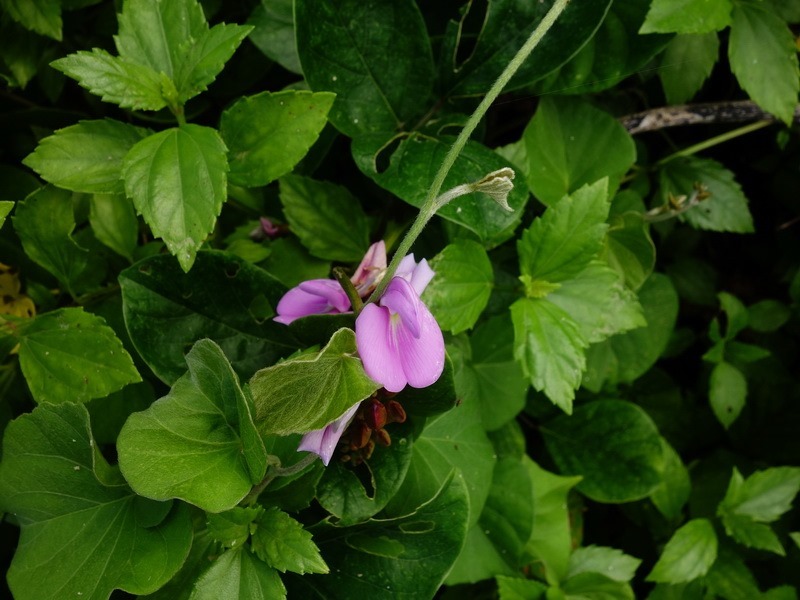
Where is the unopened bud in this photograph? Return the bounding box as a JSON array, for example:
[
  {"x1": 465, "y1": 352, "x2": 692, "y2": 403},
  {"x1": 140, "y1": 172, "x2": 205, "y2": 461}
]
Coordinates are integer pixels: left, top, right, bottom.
[
  {"x1": 472, "y1": 167, "x2": 515, "y2": 212},
  {"x1": 374, "y1": 428, "x2": 392, "y2": 447},
  {"x1": 386, "y1": 400, "x2": 407, "y2": 424},
  {"x1": 365, "y1": 399, "x2": 388, "y2": 430}
]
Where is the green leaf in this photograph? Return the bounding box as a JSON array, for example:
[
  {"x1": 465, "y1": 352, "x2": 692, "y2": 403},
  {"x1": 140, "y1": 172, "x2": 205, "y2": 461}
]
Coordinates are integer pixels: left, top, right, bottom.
[
  {"x1": 720, "y1": 466, "x2": 800, "y2": 523},
  {"x1": 659, "y1": 156, "x2": 754, "y2": 233},
  {"x1": 765, "y1": 0, "x2": 800, "y2": 22},
  {"x1": 542, "y1": 399, "x2": 665, "y2": 503},
  {"x1": 448, "y1": 526, "x2": 516, "y2": 584},
  {"x1": 122, "y1": 125, "x2": 228, "y2": 271},
  {"x1": 295, "y1": 0, "x2": 434, "y2": 136},
  {"x1": 190, "y1": 547, "x2": 286, "y2": 600},
  {"x1": 602, "y1": 211, "x2": 656, "y2": 291},
  {"x1": 717, "y1": 291, "x2": 749, "y2": 339},
  {"x1": 90, "y1": 193, "x2": 138, "y2": 261},
  {"x1": 0, "y1": 201, "x2": 12, "y2": 229},
  {"x1": 262, "y1": 236, "x2": 331, "y2": 288},
  {"x1": 120, "y1": 251, "x2": 297, "y2": 385},
  {"x1": 23, "y1": 119, "x2": 150, "y2": 194},
  {"x1": 562, "y1": 572, "x2": 635, "y2": 599},
  {"x1": 704, "y1": 546, "x2": 762, "y2": 600},
  {"x1": 647, "y1": 519, "x2": 718, "y2": 583},
  {"x1": 394, "y1": 352, "x2": 458, "y2": 418},
  {"x1": 279, "y1": 175, "x2": 370, "y2": 262},
  {"x1": 709, "y1": 361, "x2": 747, "y2": 428},
  {"x1": 51, "y1": 49, "x2": 168, "y2": 110},
  {"x1": 248, "y1": 0, "x2": 301, "y2": 74},
  {"x1": 729, "y1": 0, "x2": 800, "y2": 125},
  {"x1": 640, "y1": 0, "x2": 732, "y2": 33},
  {"x1": 15, "y1": 307, "x2": 140, "y2": 404},
  {"x1": 0, "y1": 403, "x2": 193, "y2": 600},
  {"x1": 207, "y1": 506, "x2": 263, "y2": 549},
  {"x1": 0, "y1": 0, "x2": 61, "y2": 40},
  {"x1": 496, "y1": 576, "x2": 548, "y2": 600},
  {"x1": 353, "y1": 133, "x2": 528, "y2": 247},
  {"x1": 221, "y1": 91, "x2": 335, "y2": 187},
  {"x1": 251, "y1": 507, "x2": 328, "y2": 574},
  {"x1": 723, "y1": 514, "x2": 786, "y2": 554},
  {"x1": 511, "y1": 297, "x2": 587, "y2": 413},
  {"x1": 117, "y1": 339, "x2": 267, "y2": 512},
  {"x1": 651, "y1": 440, "x2": 691, "y2": 522},
  {"x1": 523, "y1": 98, "x2": 635, "y2": 206},
  {"x1": 660, "y1": 33, "x2": 720, "y2": 104},
  {"x1": 422, "y1": 240, "x2": 494, "y2": 334},
  {"x1": 748, "y1": 300, "x2": 791, "y2": 332},
  {"x1": 519, "y1": 179, "x2": 610, "y2": 284},
  {"x1": 249, "y1": 328, "x2": 380, "y2": 435},
  {"x1": 568, "y1": 546, "x2": 641, "y2": 583}
]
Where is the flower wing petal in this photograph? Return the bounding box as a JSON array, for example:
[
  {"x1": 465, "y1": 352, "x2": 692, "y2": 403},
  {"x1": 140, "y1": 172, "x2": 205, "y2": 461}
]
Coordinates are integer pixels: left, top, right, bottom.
[
  {"x1": 298, "y1": 401, "x2": 361, "y2": 466},
  {"x1": 356, "y1": 303, "x2": 407, "y2": 392},
  {"x1": 396, "y1": 300, "x2": 445, "y2": 389},
  {"x1": 275, "y1": 282, "x2": 337, "y2": 324},
  {"x1": 298, "y1": 279, "x2": 351, "y2": 313}
]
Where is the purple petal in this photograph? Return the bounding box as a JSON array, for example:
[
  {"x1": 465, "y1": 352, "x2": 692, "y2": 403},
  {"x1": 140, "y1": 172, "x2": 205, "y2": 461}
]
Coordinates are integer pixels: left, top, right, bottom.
[
  {"x1": 356, "y1": 303, "x2": 407, "y2": 392},
  {"x1": 380, "y1": 277, "x2": 421, "y2": 338},
  {"x1": 298, "y1": 279, "x2": 351, "y2": 313},
  {"x1": 351, "y1": 241, "x2": 387, "y2": 295},
  {"x1": 298, "y1": 401, "x2": 361, "y2": 466},
  {"x1": 274, "y1": 279, "x2": 350, "y2": 324},
  {"x1": 395, "y1": 299, "x2": 445, "y2": 389},
  {"x1": 394, "y1": 254, "x2": 418, "y2": 280},
  {"x1": 408, "y1": 258, "x2": 435, "y2": 296}
]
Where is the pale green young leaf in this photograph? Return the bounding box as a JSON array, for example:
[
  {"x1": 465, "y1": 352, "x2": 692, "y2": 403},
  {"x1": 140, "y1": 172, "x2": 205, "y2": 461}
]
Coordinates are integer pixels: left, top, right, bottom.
[
  {"x1": 249, "y1": 328, "x2": 380, "y2": 435},
  {"x1": 23, "y1": 119, "x2": 150, "y2": 194},
  {"x1": 190, "y1": 548, "x2": 286, "y2": 600},
  {"x1": 647, "y1": 519, "x2": 718, "y2": 583},
  {"x1": 518, "y1": 179, "x2": 610, "y2": 284},
  {"x1": 640, "y1": 0, "x2": 732, "y2": 34},
  {"x1": 721, "y1": 467, "x2": 800, "y2": 523},
  {"x1": 221, "y1": 91, "x2": 335, "y2": 187},
  {"x1": 0, "y1": 0, "x2": 61, "y2": 40},
  {"x1": 117, "y1": 339, "x2": 267, "y2": 512},
  {"x1": 659, "y1": 156, "x2": 754, "y2": 233},
  {"x1": 422, "y1": 240, "x2": 494, "y2": 334},
  {"x1": 729, "y1": 0, "x2": 800, "y2": 125},
  {"x1": 51, "y1": 49, "x2": 167, "y2": 110},
  {"x1": 660, "y1": 33, "x2": 720, "y2": 104},
  {"x1": 122, "y1": 125, "x2": 228, "y2": 272},
  {"x1": 603, "y1": 211, "x2": 656, "y2": 291},
  {"x1": 0, "y1": 201, "x2": 13, "y2": 229},
  {"x1": 651, "y1": 440, "x2": 691, "y2": 522},
  {"x1": 496, "y1": 576, "x2": 548, "y2": 600},
  {"x1": 207, "y1": 506, "x2": 264, "y2": 549},
  {"x1": 251, "y1": 507, "x2": 328, "y2": 574},
  {"x1": 90, "y1": 194, "x2": 138, "y2": 261},
  {"x1": 542, "y1": 400, "x2": 665, "y2": 503},
  {"x1": 279, "y1": 175, "x2": 369, "y2": 262},
  {"x1": 523, "y1": 98, "x2": 635, "y2": 206},
  {"x1": 16, "y1": 307, "x2": 140, "y2": 404},
  {"x1": 562, "y1": 572, "x2": 635, "y2": 599},
  {"x1": 567, "y1": 546, "x2": 641, "y2": 583},
  {"x1": 0, "y1": 403, "x2": 192, "y2": 600},
  {"x1": 248, "y1": 0, "x2": 301, "y2": 74},
  {"x1": 709, "y1": 361, "x2": 747, "y2": 428},
  {"x1": 721, "y1": 514, "x2": 785, "y2": 555},
  {"x1": 511, "y1": 297, "x2": 587, "y2": 413}
]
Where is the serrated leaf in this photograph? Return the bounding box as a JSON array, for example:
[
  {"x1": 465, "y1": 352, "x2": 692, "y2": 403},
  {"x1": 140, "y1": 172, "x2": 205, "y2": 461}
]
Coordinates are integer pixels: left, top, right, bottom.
[
  {"x1": 603, "y1": 211, "x2": 656, "y2": 291},
  {"x1": 222, "y1": 91, "x2": 335, "y2": 187},
  {"x1": 249, "y1": 328, "x2": 380, "y2": 435},
  {"x1": 542, "y1": 399, "x2": 665, "y2": 502},
  {"x1": 709, "y1": 361, "x2": 747, "y2": 428},
  {"x1": 640, "y1": 0, "x2": 732, "y2": 34},
  {"x1": 422, "y1": 240, "x2": 494, "y2": 334},
  {"x1": 722, "y1": 513, "x2": 785, "y2": 555},
  {"x1": 207, "y1": 506, "x2": 264, "y2": 550},
  {"x1": 651, "y1": 439, "x2": 691, "y2": 522},
  {"x1": 0, "y1": 0, "x2": 61, "y2": 40},
  {"x1": 90, "y1": 193, "x2": 139, "y2": 260},
  {"x1": 117, "y1": 339, "x2": 267, "y2": 512},
  {"x1": 729, "y1": 0, "x2": 800, "y2": 124},
  {"x1": 251, "y1": 507, "x2": 328, "y2": 574},
  {"x1": 647, "y1": 519, "x2": 718, "y2": 583},
  {"x1": 721, "y1": 467, "x2": 800, "y2": 523},
  {"x1": 23, "y1": 119, "x2": 150, "y2": 194},
  {"x1": 295, "y1": 0, "x2": 434, "y2": 136},
  {"x1": 660, "y1": 33, "x2": 720, "y2": 104},
  {"x1": 568, "y1": 546, "x2": 641, "y2": 583},
  {"x1": 279, "y1": 175, "x2": 369, "y2": 262},
  {"x1": 0, "y1": 201, "x2": 13, "y2": 228},
  {"x1": 15, "y1": 307, "x2": 140, "y2": 404},
  {"x1": 52, "y1": 49, "x2": 167, "y2": 110},
  {"x1": 190, "y1": 547, "x2": 286, "y2": 600},
  {"x1": 0, "y1": 403, "x2": 192, "y2": 600},
  {"x1": 122, "y1": 125, "x2": 228, "y2": 271},
  {"x1": 247, "y1": 0, "x2": 301, "y2": 74},
  {"x1": 523, "y1": 98, "x2": 634, "y2": 206}
]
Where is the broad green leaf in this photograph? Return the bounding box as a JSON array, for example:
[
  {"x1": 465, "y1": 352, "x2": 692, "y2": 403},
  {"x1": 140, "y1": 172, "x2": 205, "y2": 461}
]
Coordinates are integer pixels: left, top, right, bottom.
[
  {"x1": 295, "y1": 0, "x2": 434, "y2": 136},
  {"x1": 659, "y1": 156, "x2": 754, "y2": 233},
  {"x1": 207, "y1": 506, "x2": 263, "y2": 549},
  {"x1": 603, "y1": 211, "x2": 656, "y2": 291},
  {"x1": 222, "y1": 91, "x2": 335, "y2": 187},
  {"x1": 117, "y1": 339, "x2": 267, "y2": 512},
  {"x1": 448, "y1": 526, "x2": 516, "y2": 584},
  {"x1": 562, "y1": 572, "x2": 635, "y2": 599},
  {"x1": 90, "y1": 193, "x2": 138, "y2": 261},
  {"x1": 122, "y1": 125, "x2": 228, "y2": 271},
  {"x1": 567, "y1": 546, "x2": 641, "y2": 583},
  {"x1": 496, "y1": 576, "x2": 548, "y2": 600},
  {"x1": 651, "y1": 440, "x2": 691, "y2": 522},
  {"x1": 120, "y1": 251, "x2": 298, "y2": 384},
  {"x1": 0, "y1": 201, "x2": 13, "y2": 228},
  {"x1": 542, "y1": 399, "x2": 665, "y2": 503},
  {"x1": 511, "y1": 297, "x2": 587, "y2": 413},
  {"x1": 279, "y1": 175, "x2": 370, "y2": 262},
  {"x1": 722, "y1": 514, "x2": 785, "y2": 554},
  {"x1": 526, "y1": 458, "x2": 582, "y2": 584},
  {"x1": 452, "y1": 315, "x2": 528, "y2": 431},
  {"x1": 765, "y1": 0, "x2": 800, "y2": 22},
  {"x1": 0, "y1": 0, "x2": 61, "y2": 40},
  {"x1": 190, "y1": 547, "x2": 286, "y2": 600},
  {"x1": 704, "y1": 546, "x2": 762, "y2": 600},
  {"x1": 720, "y1": 467, "x2": 800, "y2": 523},
  {"x1": 422, "y1": 240, "x2": 494, "y2": 334},
  {"x1": 16, "y1": 307, "x2": 140, "y2": 404},
  {"x1": 288, "y1": 474, "x2": 469, "y2": 600},
  {"x1": 23, "y1": 119, "x2": 150, "y2": 194},
  {"x1": 647, "y1": 519, "x2": 718, "y2": 583},
  {"x1": 729, "y1": 0, "x2": 800, "y2": 125},
  {"x1": 52, "y1": 49, "x2": 167, "y2": 110},
  {"x1": 660, "y1": 33, "x2": 720, "y2": 104},
  {"x1": 0, "y1": 403, "x2": 192, "y2": 600},
  {"x1": 384, "y1": 393, "x2": 495, "y2": 527},
  {"x1": 251, "y1": 507, "x2": 328, "y2": 574},
  {"x1": 748, "y1": 300, "x2": 791, "y2": 332},
  {"x1": 262, "y1": 236, "x2": 331, "y2": 288},
  {"x1": 250, "y1": 328, "x2": 380, "y2": 435},
  {"x1": 248, "y1": 0, "x2": 301, "y2": 74},
  {"x1": 524, "y1": 98, "x2": 635, "y2": 206},
  {"x1": 709, "y1": 361, "x2": 747, "y2": 428},
  {"x1": 518, "y1": 179, "x2": 610, "y2": 284},
  {"x1": 640, "y1": 0, "x2": 732, "y2": 33}
]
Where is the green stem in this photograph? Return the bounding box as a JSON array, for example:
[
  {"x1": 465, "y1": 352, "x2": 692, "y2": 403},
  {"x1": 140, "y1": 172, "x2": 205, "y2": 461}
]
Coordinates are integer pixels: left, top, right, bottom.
[
  {"x1": 333, "y1": 267, "x2": 363, "y2": 316},
  {"x1": 368, "y1": 0, "x2": 570, "y2": 302},
  {"x1": 241, "y1": 453, "x2": 318, "y2": 506},
  {"x1": 657, "y1": 120, "x2": 772, "y2": 165}
]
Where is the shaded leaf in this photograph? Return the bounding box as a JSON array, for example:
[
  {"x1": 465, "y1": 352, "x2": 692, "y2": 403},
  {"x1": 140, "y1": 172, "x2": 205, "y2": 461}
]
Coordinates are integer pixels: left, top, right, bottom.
[
  {"x1": 251, "y1": 507, "x2": 328, "y2": 574},
  {"x1": 190, "y1": 548, "x2": 286, "y2": 600},
  {"x1": 647, "y1": 519, "x2": 718, "y2": 583}
]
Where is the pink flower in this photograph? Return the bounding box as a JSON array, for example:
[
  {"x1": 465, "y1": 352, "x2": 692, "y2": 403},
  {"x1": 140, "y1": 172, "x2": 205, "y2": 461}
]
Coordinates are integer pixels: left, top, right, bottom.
[
  {"x1": 298, "y1": 401, "x2": 361, "y2": 465},
  {"x1": 350, "y1": 240, "x2": 387, "y2": 296}
]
